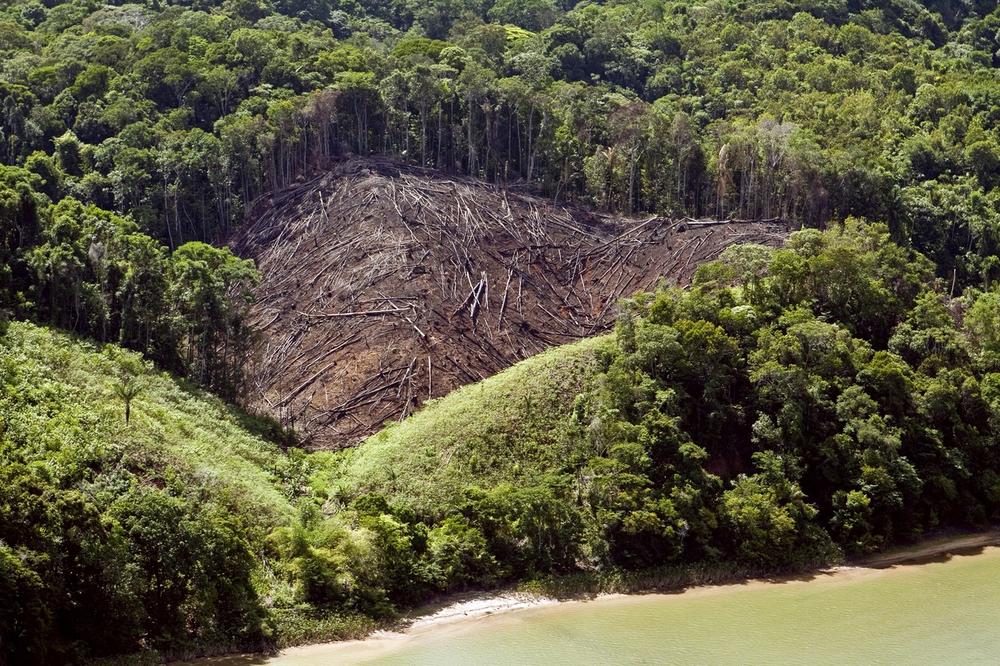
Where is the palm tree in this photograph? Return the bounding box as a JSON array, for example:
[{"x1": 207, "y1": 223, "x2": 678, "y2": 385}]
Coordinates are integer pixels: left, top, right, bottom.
[{"x1": 112, "y1": 358, "x2": 147, "y2": 425}]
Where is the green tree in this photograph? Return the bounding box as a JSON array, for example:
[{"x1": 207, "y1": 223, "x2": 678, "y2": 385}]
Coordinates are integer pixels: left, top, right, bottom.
[
  {"x1": 171, "y1": 241, "x2": 258, "y2": 396},
  {"x1": 107, "y1": 348, "x2": 150, "y2": 424}
]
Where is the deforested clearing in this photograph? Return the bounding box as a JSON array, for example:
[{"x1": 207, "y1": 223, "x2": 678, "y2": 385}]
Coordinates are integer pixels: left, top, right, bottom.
[{"x1": 233, "y1": 158, "x2": 787, "y2": 448}]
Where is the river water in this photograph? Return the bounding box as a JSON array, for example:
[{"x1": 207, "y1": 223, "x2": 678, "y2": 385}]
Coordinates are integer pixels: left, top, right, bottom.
[{"x1": 222, "y1": 545, "x2": 1000, "y2": 665}]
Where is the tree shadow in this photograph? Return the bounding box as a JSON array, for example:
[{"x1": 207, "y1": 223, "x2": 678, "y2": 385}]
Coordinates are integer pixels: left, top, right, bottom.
[
  {"x1": 173, "y1": 655, "x2": 272, "y2": 666},
  {"x1": 864, "y1": 542, "x2": 995, "y2": 570}
]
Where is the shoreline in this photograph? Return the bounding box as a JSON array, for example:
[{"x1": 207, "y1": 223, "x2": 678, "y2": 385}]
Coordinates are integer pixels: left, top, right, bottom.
[
  {"x1": 405, "y1": 529, "x2": 1000, "y2": 628},
  {"x1": 391, "y1": 529, "x2": 1000, "y2": 633},
  {"x1": 183, "y1": 529, "x2": 1000, "y2": 664},
  {"x1": 855, "y1": 530, "x2": 1000, "y2": 567}
]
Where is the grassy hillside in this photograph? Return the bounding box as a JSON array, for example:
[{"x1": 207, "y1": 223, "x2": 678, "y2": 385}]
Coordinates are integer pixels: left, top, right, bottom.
[
  {"x1": 2, "y1": 321, "x2": 295, "y2": 521},
  {"x1": 321, "y1": 335, "x2": 613, "y2": 513}
]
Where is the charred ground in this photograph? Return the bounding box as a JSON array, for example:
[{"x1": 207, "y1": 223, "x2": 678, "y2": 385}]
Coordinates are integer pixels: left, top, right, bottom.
[{"x1": 232, "y1": 159, "x2": 787, "y2": 448}]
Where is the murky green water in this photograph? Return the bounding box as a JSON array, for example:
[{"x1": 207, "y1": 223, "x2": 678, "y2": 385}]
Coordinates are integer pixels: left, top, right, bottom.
[{"x1": 235, "y1": 547, "x2": 1000, "y2": 665}]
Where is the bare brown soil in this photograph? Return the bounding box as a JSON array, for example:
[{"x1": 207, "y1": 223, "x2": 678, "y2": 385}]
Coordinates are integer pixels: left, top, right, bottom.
[{"x1": 232, "y1": 158, "x2": 787, "y2": 448}]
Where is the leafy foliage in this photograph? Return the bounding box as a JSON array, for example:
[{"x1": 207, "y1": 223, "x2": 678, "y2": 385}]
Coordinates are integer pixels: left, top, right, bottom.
[
  {"x1": 0, "y1": 170, "x2": 257, "y2": 396},
  {"x1": 0, "y1": 0, "x2": 997, "y2": 289}
]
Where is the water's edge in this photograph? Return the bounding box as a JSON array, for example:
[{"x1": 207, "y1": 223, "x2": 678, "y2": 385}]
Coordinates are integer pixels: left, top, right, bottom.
[{"x1": 178, "y1": 528, "x2": 1000, "y2": 665}]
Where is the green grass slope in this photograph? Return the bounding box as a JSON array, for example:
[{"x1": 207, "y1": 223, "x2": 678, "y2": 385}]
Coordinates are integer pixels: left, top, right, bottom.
[
  {"x1": 323, "y1": 335, "x2": 612, "y2": 514},
  {"x1": 1, "y1": 321, "x2": 296, "y2": 522}
]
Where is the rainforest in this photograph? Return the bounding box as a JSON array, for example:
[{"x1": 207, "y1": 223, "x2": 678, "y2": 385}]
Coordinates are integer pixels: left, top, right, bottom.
[{"x1": 1, "y1": 0, "x2": 1000, "y2": 663}]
